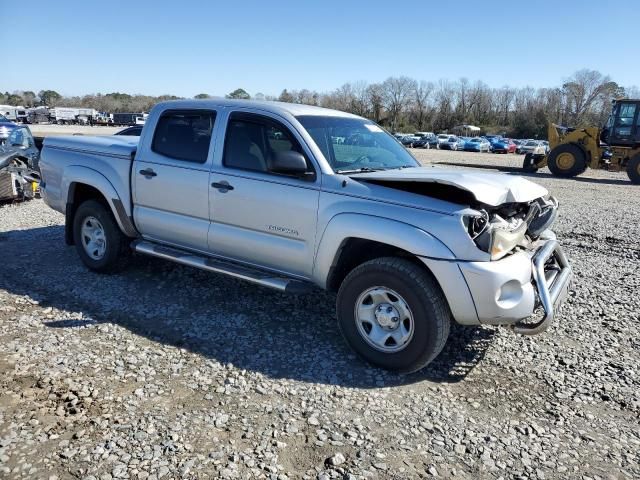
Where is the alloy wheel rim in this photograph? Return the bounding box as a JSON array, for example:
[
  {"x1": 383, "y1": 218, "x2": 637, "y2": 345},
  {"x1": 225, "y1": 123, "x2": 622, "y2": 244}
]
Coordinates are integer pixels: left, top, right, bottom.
[
  {"x1": 354, "y1": 287, "x2": 415, "y2": 353},
  {"x1": 81, "y1": 216, "x2": 107, "y2": 260}
]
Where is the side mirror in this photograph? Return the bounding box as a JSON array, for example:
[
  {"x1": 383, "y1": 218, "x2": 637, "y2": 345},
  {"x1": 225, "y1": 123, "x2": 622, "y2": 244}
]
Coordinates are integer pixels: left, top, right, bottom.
[{"x1": 270, "y1": 150, "x2": 313, "y2": 178}]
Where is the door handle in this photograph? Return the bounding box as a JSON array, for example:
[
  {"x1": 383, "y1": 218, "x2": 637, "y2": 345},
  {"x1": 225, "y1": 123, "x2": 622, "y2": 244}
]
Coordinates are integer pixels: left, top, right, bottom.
[
  {"x1": 211, "y1": 181, "x2": 234, "y2": 191},
  {"x1": 139, "y1": 168, "x2": 157, "y2": 178}
]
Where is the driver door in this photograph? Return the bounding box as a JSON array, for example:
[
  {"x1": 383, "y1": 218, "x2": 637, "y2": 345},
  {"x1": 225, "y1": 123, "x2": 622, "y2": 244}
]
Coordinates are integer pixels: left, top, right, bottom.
[{"x1": 207, "y1": 111, "x2": 320, "y2": 278}]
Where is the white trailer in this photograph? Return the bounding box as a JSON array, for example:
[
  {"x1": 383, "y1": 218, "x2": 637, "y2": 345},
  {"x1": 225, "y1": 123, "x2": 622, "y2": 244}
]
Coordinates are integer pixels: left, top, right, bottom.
[
  {"x1": 51, "y1": 107, "x2": 98, "y2": 125},
  {"x1": 0, "y1": 105, "x2": 18, "y2": 121},
  {"x1": 0, "y1": 106, "x2": 29, "y2": 123}
]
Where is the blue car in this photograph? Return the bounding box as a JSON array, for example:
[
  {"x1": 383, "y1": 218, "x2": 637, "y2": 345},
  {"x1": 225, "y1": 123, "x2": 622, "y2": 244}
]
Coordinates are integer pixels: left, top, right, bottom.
[
  {"x1": 490, "y1": 137, "x2": 516, "y2": 153},
  {"x1": 0, "y1": 114, "x2": 19, "y2": 145},
  {"x1": 464, "y1": 137, "x2": 491, "y2": 152}
]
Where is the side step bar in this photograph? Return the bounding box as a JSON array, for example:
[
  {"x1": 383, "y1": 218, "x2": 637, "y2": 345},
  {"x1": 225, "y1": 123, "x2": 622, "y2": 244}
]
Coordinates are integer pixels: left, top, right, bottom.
[{"x1": 132, "y1": 240, "x2": 313, "y2": 294}]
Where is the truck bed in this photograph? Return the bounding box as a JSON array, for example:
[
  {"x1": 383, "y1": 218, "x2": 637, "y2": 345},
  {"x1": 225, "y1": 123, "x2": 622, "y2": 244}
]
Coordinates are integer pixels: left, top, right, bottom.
[{"x1": 44, "y1": 135, "x2": 139, "y2": 158}]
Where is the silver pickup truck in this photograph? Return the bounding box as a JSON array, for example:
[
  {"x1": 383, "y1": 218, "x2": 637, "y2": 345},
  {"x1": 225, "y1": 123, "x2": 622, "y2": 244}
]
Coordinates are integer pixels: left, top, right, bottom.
[{"x1": 39, "y1": 99, "x2": 572, "y2": 372}]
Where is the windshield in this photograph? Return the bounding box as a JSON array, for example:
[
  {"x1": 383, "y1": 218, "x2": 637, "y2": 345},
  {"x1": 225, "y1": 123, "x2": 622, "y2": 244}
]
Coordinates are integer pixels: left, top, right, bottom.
[
  {"x1": 437, "y1": 134, "x2": 448, "y2": 139},
  {"x1": 470, "y1": 138, "x2": 480, "y2": 142},
  {"x1": 297, "y1": 115, "x2": 419, "y2": 172},
  {"x1": 525, "y1": 141, "x2": 538, "y2": 146}
]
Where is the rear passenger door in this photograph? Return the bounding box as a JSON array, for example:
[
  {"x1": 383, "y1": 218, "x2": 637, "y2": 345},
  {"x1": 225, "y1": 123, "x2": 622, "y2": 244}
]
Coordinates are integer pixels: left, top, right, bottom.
[
  {"x1": 133, "y1": 109, "x2": 217, "y2": 252},
  {"x1": 207, "y1": 111, "x2": 320, "y2": 278}
]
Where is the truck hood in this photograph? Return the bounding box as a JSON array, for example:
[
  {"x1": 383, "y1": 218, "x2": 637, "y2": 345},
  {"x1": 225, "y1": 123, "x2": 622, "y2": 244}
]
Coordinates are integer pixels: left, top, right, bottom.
[{"x1": 349, "y1": 166, "x2": 548, "y2": 207}]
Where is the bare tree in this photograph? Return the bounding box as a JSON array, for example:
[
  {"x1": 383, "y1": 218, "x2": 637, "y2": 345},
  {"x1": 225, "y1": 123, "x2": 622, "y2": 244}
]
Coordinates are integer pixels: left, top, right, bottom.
[
  {"x1": 562, "y1": 69, "x2": 620, "y2": 125},
  {"x1": 412, "y1": 81, "x2": 434, "y2": 129},
  {"x1": 366, "y1": 83, "x2": 385, "y2": 123},
  {"x1": 381, "y1": 76, "x2": 417, "y2": 131}
]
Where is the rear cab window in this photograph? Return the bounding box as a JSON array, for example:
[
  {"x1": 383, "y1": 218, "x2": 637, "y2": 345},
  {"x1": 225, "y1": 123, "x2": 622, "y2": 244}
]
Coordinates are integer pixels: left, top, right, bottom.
[{"x1": 151, "y1": 110, "x2": 216, "y2": 163}]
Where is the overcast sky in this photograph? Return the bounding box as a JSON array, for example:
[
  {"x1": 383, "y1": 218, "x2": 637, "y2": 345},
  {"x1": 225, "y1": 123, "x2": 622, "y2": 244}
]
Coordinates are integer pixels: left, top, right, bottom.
[{"x1": 3, "y1": 0, "x2": 639, "y2": 97}]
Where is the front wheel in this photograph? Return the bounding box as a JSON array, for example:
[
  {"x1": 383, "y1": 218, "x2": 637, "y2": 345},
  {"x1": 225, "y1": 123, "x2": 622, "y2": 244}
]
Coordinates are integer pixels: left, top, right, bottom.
[
  {"x1": 336, "y1": 257, "x2": 451, "y2": 373},
  {"x1": 547, "y1": 144, "x2": 587, "y2": 178},
  {"x1": 73, "y1": 200, "x2": 131, "y2": 273}
]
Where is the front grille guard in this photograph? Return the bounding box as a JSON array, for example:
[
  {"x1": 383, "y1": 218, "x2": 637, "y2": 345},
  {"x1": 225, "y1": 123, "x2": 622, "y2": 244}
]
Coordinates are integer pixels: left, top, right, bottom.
[{"x1": 512, "y1": 240, "x2": 573, "y2": 335}]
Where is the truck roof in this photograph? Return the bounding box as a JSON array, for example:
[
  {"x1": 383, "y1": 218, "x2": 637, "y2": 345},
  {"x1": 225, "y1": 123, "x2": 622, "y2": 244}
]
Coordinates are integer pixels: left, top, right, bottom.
[{"x1": 154, "y1": 99, "x2": 361, "y2": 119}]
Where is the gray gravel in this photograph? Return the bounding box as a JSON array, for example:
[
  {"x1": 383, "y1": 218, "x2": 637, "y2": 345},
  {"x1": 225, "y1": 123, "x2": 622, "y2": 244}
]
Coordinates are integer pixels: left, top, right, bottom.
[{"x1": 1, "y1": 149, "x2": 639, "y2": 479}]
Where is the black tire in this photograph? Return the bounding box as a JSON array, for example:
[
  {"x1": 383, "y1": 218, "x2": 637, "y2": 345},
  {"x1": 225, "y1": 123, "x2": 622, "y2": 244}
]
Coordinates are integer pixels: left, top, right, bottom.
[
  {"x1": 547, "y1": 144, "x2": 587, "y2": 178},
  {"x1": 626, "y1": 155, "x2": 640, "y2": 184},
  {"x1": 522, "y1": 153, "x2": 539, "y2": 172},
  {"x1": 336, "y1": 257, "x2": 451, "y2": 373},
  {"x1": 73, "y1": 200, "x2": 130, "y2": 273}
]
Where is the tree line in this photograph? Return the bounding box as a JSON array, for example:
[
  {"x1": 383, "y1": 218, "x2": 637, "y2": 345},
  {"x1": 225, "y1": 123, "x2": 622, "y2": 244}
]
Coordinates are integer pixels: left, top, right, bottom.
[{"x1": 3, "y1": 70, "x2": 638, "y2": 138}]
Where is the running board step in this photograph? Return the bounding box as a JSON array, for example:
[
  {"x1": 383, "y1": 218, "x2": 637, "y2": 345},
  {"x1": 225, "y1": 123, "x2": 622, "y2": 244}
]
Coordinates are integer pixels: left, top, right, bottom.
[{"x1": 132, "y1": 240, "x2": 313, "y2": 294}]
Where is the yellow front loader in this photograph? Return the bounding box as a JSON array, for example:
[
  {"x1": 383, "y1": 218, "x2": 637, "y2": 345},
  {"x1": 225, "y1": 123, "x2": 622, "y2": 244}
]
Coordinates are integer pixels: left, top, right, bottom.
[{"x1": 523, "y1": 99, "x2": 640, "y2": 184}]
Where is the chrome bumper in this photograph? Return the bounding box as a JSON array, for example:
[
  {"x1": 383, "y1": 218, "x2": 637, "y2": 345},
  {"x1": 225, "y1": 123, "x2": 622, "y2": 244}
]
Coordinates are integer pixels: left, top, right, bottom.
[{"x1": 512, "y1": 240, "x2": 572, "y2": 335}]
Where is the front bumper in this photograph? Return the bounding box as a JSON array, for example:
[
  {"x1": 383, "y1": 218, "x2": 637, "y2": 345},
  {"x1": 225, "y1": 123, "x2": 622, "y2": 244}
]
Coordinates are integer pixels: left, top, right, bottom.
[
  {"x1": 459, "y1": 239, "x2": 572, "y2": 333},
  {"x1": 424, "y1": 238, "x2": 572, "y2": 334}
]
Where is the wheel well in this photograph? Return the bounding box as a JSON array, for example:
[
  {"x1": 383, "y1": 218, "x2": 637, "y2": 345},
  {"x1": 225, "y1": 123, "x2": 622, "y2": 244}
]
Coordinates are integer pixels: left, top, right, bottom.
[
  {"x1": 327, "y1": 238, "x2": 424, "y2": 292},
  {"x1": 65, "y1": 183, "x2": 110, "y2": 245}
]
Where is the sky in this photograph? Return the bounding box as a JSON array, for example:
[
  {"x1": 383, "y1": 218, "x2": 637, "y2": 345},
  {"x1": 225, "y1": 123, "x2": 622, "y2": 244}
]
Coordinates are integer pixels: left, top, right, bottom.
[{"x1": 2, "y1": 0, "x2": 639, "y2": 98}]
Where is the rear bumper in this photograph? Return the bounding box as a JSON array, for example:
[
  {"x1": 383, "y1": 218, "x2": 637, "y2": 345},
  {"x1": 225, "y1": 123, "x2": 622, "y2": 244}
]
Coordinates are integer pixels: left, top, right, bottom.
[{"x1": 424, "y1": 237, "x2": 573, "y2": 334}]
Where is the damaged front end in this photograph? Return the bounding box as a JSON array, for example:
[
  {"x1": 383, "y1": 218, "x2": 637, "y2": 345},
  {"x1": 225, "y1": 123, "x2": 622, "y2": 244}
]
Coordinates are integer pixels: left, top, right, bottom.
[
  {"x1": 0, "y1": 151, "x2": 41, "y2": 202},
  {"x1": 349, "y1": 167, "x2": 573, "y2": 334},
  {"x1": 464, "y1": 195, "x2": 572, "y2": 335},
  {"x1": 466, "y1": 195, "x2": 558, "y2": 260}
]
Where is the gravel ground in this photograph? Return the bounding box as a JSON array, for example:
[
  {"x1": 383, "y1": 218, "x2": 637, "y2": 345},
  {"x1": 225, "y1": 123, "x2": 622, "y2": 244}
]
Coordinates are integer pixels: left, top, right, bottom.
[{"x1": 0, "y1": 149, "x2": 638, "y2": 479}]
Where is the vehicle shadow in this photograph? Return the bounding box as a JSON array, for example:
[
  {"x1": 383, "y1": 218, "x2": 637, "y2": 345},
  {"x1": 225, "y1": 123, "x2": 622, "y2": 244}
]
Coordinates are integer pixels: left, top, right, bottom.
[
  {"x1": 0, "y1": 224, "x2": 496, "y2": 389},
  {"x1": 434, "y1": 161, "x2": 632, "y2": 186}
]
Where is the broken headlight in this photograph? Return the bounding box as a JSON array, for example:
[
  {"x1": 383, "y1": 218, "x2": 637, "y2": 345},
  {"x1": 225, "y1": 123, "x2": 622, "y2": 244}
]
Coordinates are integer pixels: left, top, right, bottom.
[{"x1": 467, "y1": 212, "x2": 528, "y2": 260}]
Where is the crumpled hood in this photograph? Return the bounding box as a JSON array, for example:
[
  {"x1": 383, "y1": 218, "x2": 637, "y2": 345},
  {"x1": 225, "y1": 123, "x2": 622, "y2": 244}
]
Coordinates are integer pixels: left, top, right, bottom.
[
  {"x1": 349, "y1": 166, "x2": 548, "y2": 206},
  {"x1": 0, "y1": 146, "x2": 20, "y2": 170}
]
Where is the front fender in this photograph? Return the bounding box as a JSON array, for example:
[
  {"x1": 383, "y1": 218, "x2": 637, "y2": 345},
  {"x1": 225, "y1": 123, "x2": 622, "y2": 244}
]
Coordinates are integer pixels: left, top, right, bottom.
[
  {"x1": 312, "y1": 213, "x2": 455, "y2": 288},
  {"x1": 63, "y1": 165, "x2": 137, "y2": 237}
]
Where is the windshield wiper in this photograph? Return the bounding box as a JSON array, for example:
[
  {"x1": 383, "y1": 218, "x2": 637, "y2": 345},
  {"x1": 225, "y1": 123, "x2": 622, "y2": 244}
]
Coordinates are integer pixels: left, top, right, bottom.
[{"x1": 335, "y1": 167, "x2": 388, "y2": 174}]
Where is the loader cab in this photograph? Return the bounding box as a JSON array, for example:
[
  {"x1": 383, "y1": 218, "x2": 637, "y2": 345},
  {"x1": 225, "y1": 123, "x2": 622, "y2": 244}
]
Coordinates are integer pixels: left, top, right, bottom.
[{"x1": 603, "y1": 99, "x2": 640, "y2": 146}]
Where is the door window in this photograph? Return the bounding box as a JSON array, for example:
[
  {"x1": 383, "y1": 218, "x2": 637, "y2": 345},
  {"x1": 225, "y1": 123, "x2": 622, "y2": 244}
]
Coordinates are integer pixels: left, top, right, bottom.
[
  {"x1": 9, "y1": 128, "x2": 29, "y2": 148},
  {"x1": 223, "y1": 113, "x2": 310, "y2": 175},
  {"x1": 613, "y1": 103, "x2": 637, "y2": 138},
  {"x1": 152, "y1": 110, "x2": 216, "y2": 163}
]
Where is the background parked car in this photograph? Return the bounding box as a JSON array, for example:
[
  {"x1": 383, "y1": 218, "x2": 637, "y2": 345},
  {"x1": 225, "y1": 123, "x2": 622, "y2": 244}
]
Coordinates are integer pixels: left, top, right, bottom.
[
  {"x1": 540, "y1": 140, "x2": 550, "y2": 154},
  {"x1": 519, "y1": 140, "x2": 541, "y2": 155},
  {"x1": 400, "y1": 134, "x2": 420, "y2": 147},
  {"x1": 464, "y1": 137, "x2": 491, "y2": 152},
  {"x1": 115, "y1": 125, "x2": 144, "y2": 136},
  {"x1": 489, "y1": 137, "x2": 515, "y2": 153},
  {"x1": 413, "y1": 132, "x2": 437, "y2": 148},
  {"x1": 440, "y1": 135, "x2": 465, "y2": 151},
  {"x1": 436, "y1": 134, "x2": 451, "y2": 149}
]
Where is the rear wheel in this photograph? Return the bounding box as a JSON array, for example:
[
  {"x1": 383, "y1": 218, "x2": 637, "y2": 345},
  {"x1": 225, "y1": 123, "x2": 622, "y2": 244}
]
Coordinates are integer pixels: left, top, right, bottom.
[
  {"x1": 627, "y1": 155, "x2": 640, "y2": 184},
  {"x1": 547, "y1": 144, "x2": 587, "y2": 178},
  {"x1": 336, "y1": 257, "x2": 451, "y2": 373},
  {"x1": 73, "y1": 200, "x2": 130, "y2": 273}
]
